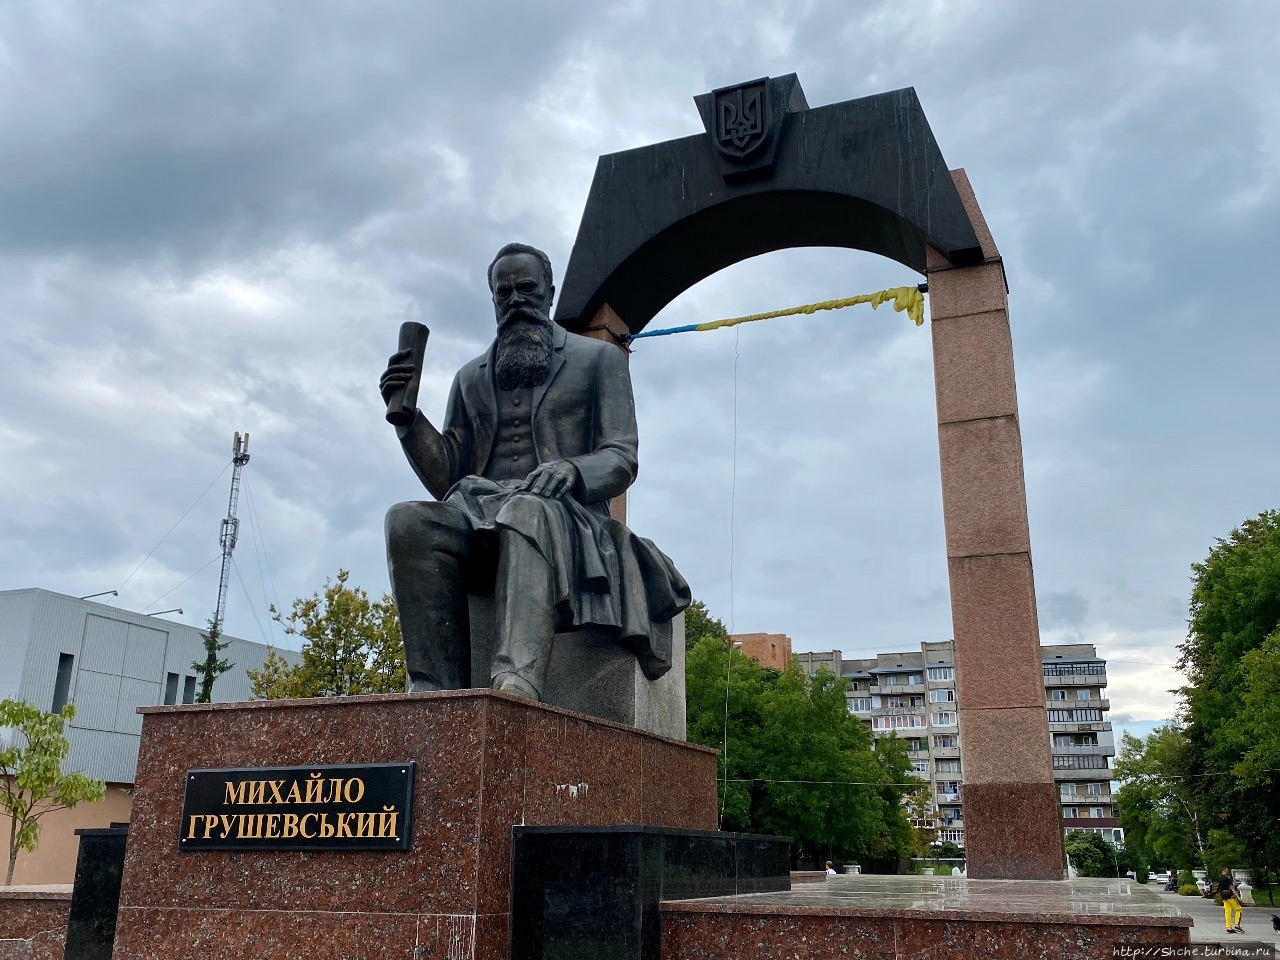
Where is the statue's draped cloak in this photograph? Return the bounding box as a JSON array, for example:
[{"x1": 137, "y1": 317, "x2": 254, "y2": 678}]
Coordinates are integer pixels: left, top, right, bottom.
[{"x1": 445, "y1": 476, "x2": 688, "y2": 678}]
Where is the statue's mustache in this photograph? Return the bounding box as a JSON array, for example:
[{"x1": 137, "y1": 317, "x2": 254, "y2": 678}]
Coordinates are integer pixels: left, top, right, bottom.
[{"x1": 499, "y1": 304, "x2": 550, "y2": 331}]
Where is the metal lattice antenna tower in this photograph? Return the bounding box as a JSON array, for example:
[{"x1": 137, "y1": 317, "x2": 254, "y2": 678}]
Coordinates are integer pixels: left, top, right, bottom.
[{"x1": 214, "y1": 432, "x2": 251, "y2": 632}]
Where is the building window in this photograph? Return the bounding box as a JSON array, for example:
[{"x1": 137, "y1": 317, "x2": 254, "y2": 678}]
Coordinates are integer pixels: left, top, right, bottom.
[
  {"x1": 1048, "y1": 708, "x2": 1103, "y2": 723},
  {"x1": 927, "y1": 667, "x2": 952, "y2": 681},
  {"x1": 936, "y1": 759, "x2": 960, "y2": 774},
  {"x1": 849, "y1": 697, "x2": 872, "y2": 713},
  {"x1": 929, "y1": 689, "x2": 955, "y2": 703},
  {"x1": 163, "y1": 672, "x2": 180, "y2": 706},
  {"x1": 1053, "y1": 755, "x2": 1109, "y2": 770},
  {"x1": 908, "y1": 673, "x2": 923, "y2": 685},
  {"x1": 1086, "y1": 783, "x2": 1107, "y2": 796},
  {"x1": 933, "y1": 711, "x2": 957, "y2": 727},
  {"x1": 1076, "y1": 688, "x2": 1092, "y2": 701},
  {"x1": 52, "y1": 653, "x2": 75, "y2": 713},
  {"x1": 911, "y1": 761, "x2": 930, "y2": 776},
  {"x1": 906, "y1": 738, "x2": 926, "y2": 752},
  {"x1": 873, "y1": 715, "x2": 926, "y2": 731},
  {"x1": 934, "y1": 735, "x2": 957, "y2": 748},
  {"x1": 887, "y1": 695, "x2": 905, "y2": 708},
  {"x1": 1049, "y1": 689, "x2": 1067, "y2": 700},
  {"x1": 1063, "y1": 806, "x2": 1079, "y2": 818},
  {"x1": 1043, "y1": 662, "x2": 1105, "y2": 678},
  {"x1": 1060, "y1": 783, "x2": 1077, "y2": 796},
  {"x1": 1091, "y1": 807, "x2": 1106, "y2": 819},
  {"x1": 182, "y1": 675, "x2": 197, "y2": 704},
  {"x1": 936, "y1": 781, "x2": 961, "y2": 799}
]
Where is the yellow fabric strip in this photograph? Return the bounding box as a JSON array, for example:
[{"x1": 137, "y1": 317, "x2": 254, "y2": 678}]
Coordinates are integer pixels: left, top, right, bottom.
[{"x1": 692, "y1": 286, "x2": 925, "y2": 332}]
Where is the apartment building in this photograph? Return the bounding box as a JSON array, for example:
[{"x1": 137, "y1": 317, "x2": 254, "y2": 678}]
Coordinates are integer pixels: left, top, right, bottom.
[{"x1": 795, "y1": 641, "x2": 1120, "y2": 850}]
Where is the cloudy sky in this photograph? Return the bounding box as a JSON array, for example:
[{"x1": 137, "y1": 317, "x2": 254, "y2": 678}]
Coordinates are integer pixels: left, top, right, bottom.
[{"x1": 2, "y1": 1, "x2": 1275, "y2": 736}]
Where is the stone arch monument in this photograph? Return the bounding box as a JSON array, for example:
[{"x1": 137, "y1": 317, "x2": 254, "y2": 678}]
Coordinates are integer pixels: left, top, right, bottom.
[{"x1": 554, "y1": 75, "x2": 1065, "y2": 882}]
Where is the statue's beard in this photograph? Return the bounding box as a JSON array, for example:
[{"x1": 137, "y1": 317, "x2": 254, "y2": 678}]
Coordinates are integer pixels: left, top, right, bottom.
[
  {"x1": 494, "y1": 304, "x2": 555, "y2": 386},
  {"x1": 494, "y1": 309, "x2": 553, "y2": 390}
]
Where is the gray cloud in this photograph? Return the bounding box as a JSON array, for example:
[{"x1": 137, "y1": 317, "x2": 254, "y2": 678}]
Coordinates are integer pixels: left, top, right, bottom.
[{"x1": 1, "y1": 1, "x2": 1275, "y2": 726}]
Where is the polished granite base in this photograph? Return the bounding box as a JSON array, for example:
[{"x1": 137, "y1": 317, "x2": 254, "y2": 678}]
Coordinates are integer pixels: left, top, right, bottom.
[
  {"x1": 660, "y1": 875, "x2": 1193, "y2": 959},
  {"x1": 511, "y1": 826, "x2": 790, "y2": 960},
  {"x1": 113, "y1": 691, "x2": 718, "y2": 960},
  {"x1": 65, "y1": 827, "x2": 128, "y2": 960}
]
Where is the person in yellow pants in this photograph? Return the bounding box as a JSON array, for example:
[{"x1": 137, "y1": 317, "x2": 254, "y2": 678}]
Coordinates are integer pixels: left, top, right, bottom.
[{"x1": 1217, "y1": 867, "x2": 1244, "y2": 934}]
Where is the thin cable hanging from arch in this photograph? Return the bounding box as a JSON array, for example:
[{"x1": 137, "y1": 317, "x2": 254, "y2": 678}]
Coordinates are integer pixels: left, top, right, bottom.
[{"x1": 719, "y1": 326, "x2": 741, "y2": 830}]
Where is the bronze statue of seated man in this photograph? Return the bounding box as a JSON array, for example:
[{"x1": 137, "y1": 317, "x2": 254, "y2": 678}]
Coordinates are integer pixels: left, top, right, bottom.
[{"x1": 380, "y1": 243, "x2": 689, "y2": 702}]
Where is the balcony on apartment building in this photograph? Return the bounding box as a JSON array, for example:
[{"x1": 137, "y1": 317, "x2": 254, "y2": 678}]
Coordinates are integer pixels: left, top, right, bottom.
[
  {"x1": 1040, "y1": 670, "x2": 1107, "y2": 687},
  {"x1": 1049, "y1": 701, "x2": 1111, "y2": 716},
  {"x1": 1062, "y1": 816, "x2": 1120, "y2": 829},
  {"x1": 1061, "y1": 791, "x2": 1113, "y2": 804},
  {"x1": 1051, "y1": 742, "x2": 1116, "y2": 757}
]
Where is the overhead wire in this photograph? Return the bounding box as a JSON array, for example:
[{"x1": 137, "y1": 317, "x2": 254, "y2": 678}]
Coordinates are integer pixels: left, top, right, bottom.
[
  {"x1": 141, "y1": 554, "x2": 223, "y2": 613},
  {"x1": 116, "y1": 461, "x2": 232, "y2": 598},
  {"x1": 240, "y1": 471, "x2": 279, "y2": 640},
  {"x1": 231, "y1": 558, "x2": 270, "y2": 645}
]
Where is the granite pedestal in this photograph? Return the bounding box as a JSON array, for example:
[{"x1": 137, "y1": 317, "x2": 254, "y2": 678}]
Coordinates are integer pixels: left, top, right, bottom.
[
  {"x1": 112, "y1": 691, "x2": 717, "y2": 960},
  {"x1": 468, "y1": 599, "x2": 686, "y2": 739},
  {"x1": 660, "y1": 876, "x2": 1193, "y2": 960}
]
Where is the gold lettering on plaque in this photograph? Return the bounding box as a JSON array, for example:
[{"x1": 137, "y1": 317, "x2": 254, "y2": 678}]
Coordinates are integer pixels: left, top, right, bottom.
[
  {"x1": 282, "y1": 813, "x2": 299, "y2": 838},
  {"x1": 285, "y1": 781, "x2": 303, "y2": 804},
  {"x1": 319, "y1": 814, "x2": 335, "y2": 838},
  {"x1": 343, "y1": 778, "x2": 366, "y2": 803},
  {"x1": 224, "y1": 781, "x2": 248, "y2": 805},
  {"x1": 299, "y1": 813, "x2": 317, "y2": 839},
  {"x1": 305, "y1": 773, "x2": 325, "y2": 804}
]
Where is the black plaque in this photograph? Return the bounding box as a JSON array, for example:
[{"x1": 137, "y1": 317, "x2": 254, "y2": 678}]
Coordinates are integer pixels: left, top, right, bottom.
[{"x1": 179, "y1": 762, "x2": 415, "y2": 852}]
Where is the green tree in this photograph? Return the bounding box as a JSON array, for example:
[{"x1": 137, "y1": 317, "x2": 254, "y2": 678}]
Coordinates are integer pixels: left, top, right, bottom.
[
  {"x1": 1065, "y1": 831, "x2": 1121, "y2": 877},
  {"x1": 192, "y1": 615, "x2": 233, "y2": 704},
  {"x1": 1232, "y1": 631, "x2": 1280, "y2": 904},
  {"x1": 684, "y1": 599, "x2": 729, "y2": 651},
  {"x1": 685, "y1": 632, "x2": 919, "y2": 869},
  {"x1": 0, "y1": 701, "x2": 106, "y2": 885},
  {"x1": 1178, "y1": 509, "x2": 1280, "y2": 889},
  {"x1": 1114, "y1": 726, "x2": 1205, "y2": 870},
  {"x1": 248, "y1": 570, "x2": 405, "y2": 698}
]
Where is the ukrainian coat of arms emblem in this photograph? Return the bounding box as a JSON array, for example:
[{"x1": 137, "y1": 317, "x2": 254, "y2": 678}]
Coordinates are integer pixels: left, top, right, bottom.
[
  {"x1": 715, "y1": 81, "x2": 769, "y2": 158},
  {"x1": 711, "y1": 80, "x2": 768, "y2": 158}
]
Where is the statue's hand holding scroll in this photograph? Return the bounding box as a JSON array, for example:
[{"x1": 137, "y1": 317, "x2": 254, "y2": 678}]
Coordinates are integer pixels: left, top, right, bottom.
[{"x1": 381, "y1": 322, "x2": 430, "y2": 428}]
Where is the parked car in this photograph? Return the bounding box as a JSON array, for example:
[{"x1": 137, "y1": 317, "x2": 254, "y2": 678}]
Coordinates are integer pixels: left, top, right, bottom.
[{"x1": 1152, "y1": 872, "x2": 1170, "y2": 884}]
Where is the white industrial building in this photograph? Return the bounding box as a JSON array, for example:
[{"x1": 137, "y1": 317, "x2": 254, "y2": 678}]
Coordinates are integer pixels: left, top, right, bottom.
[{"x1": 0, "y1": 587, "x2": 299, "y2": 883}]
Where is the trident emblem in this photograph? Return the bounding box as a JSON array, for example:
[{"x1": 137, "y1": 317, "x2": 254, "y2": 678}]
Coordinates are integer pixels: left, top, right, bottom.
[{"x1": 716, "y1": 82, "x2": 767, "y2": 157}]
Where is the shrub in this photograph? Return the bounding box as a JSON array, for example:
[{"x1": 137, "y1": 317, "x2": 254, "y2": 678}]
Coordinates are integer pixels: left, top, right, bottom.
[
  {"x1": 1178, "y1": 870, "x2": 1196, "y2": 888},
  {"x1": 1178, "y1": 884, "x2": 1200, "y2": 896}
]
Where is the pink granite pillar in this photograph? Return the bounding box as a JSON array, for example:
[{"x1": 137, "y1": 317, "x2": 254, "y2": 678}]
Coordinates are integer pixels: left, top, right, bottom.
[{"x1": 927, "y1": 170, "x2": 1065, "y2": 881}]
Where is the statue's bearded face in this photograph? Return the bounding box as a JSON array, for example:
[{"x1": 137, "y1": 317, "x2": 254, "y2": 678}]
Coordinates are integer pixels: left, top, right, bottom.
[{"x1": 491, "y1": 253, "x2": 555, "y2": 390}]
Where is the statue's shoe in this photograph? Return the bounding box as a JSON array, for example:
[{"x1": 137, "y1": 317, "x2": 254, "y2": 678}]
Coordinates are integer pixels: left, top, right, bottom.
[
  {"x1": 406, "y1": 677, "x2": 441, "y2": 694},
  {"x1": 492, "y1": 673, "x2": 540, "y2": 701}
]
